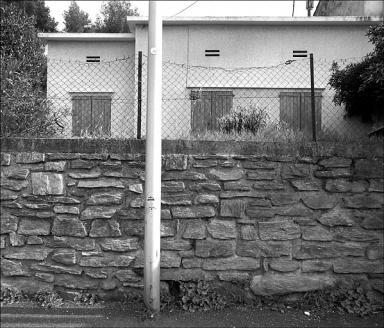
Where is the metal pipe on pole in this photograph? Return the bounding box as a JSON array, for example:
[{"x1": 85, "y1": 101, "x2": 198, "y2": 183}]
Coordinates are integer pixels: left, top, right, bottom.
[{"x1": 144, "y1": 0, "x2": 162, "y2": 313}]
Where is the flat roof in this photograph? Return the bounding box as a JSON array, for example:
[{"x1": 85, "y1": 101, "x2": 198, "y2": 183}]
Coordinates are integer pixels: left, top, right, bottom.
[{"x1": 38, "y1": 33, "x2": 135, "y2": 41}]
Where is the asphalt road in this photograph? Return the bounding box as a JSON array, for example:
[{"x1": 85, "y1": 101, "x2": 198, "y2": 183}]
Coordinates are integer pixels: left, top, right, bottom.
[{"x1": 1, "y1": 304, "x2": 383, "y2": 328}]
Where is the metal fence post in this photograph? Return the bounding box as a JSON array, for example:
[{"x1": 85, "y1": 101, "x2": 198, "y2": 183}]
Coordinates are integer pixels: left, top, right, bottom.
[
  {"x1": 310, "y1": 53, "x2": 317, "y2": 142},
  {"x1": 137, "y1": 51, "x2": 143, "y2": 139}
]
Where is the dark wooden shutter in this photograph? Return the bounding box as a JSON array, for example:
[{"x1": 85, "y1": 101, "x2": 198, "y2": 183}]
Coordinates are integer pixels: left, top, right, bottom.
[
  {"x1": 92, "y1": 95, "x2": 111, "y2": 136},
  {"x1": 279, "y1": 91, "x2": 322, "y2": 135},
  {"x1": 72, "y1": 94, "x2": 111, "y2": 137},
  {"x1": 191, "y1": 90, "x2": 233, "y2": 133},
  {"x1": 72, "y1": 96, "x2": 92, "y2": 137}
]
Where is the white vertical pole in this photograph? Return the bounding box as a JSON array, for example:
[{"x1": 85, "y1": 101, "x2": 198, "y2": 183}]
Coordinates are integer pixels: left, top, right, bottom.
[{"x1": 144, "y1": 0, "x2": 162, "y2": 313}]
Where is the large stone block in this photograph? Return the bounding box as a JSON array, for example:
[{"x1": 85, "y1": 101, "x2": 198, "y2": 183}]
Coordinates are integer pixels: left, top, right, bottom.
[
  {"x1": 294, "y1": 241, "x2": 364, "y2": 259},
  {"x1": 343, "y1": 195, "x2": 382, "y2": 209},
  {"x1": 54, "y1": 275, "x2": 99, "y2": 289},
  {"x1": 162, "y1": 171, "x2": 207, "y2": 181},
  {"x1": 217, "y1": 272, "x2": 250, "y2": 282},
  {"x1": 171, "y1": 206, "x2": 215, "y2": 219},
  {"x1": 7, "y1": 168, "x2": 30, "y2": 180},
  {"x1": 207, "y1": 219, "x2": 237, "y2": 239},
  {"x1": 3, "y1": 246, "x2": 51, "y2": 261},
  {"x1": 81, "y1": 207, "x2": 117, "y2": 220},
  {"x1": 247, "y1": 171, "x2": 276, "y2": 180},
  {"x1": 240, "y1": 225, "x2": 257, "y2": 240},
  {"x1": 0, "y1": 179, "x2": 28, "y2": 191},
  {"x1": 355, "y1": 159, "x2": 384, "y2": 179},
  {"x1": 89, "y1": 219, "x2": 121, "y2": 237},
  {"x1": 161, "y1": 194, "x2": 192, "y2": 206},
  {"x1": 160, "y1": 251, "x2": 182, "y2": 268},
  {"x1": 18, "y1": 218, "x2": 51, "y2": 236},
  {"x1": 53, "y1": 205, "x2": 79, "y2": 215},
  {"x1": 78, "y1": 178, "x2": 124, "y2": 189},
  {"x1": 318, "y1": 157, "x2": 351, "y2": 168},
  {"x1": 160, "y1": 269, "x2": 214, "y2": 281},
  {"x1": 301, "y1": 194, "x2": 335, "y2": 210},
  {"x1": 333, "y1": 258, "x2": 384, "y2": 273},
  {"x1": 270, "y1": 193, "x2": 299, "y2": 206},
  {"x1": 70, "y1": 159, "x2": 93, "y2": 169},
  {"x1": 32, "y1": 172, "x2": 64, "y2": 195},
  {"x1": 202, "y1": 257, "x2": 260, "y2": 271},
  {"x1": 221, "y1": 199, "x2": 246, "y2": 218},
  {"x1": 1, "y1": 212, "x2": 18, "y2": 234},
  {"x1": 267, "y1": 258, "x2": 300, "y2": 272},
  {"x1": 182, "y1": 219, "x2": 206, "y2": 239},
  {"x1": 1, "y1": 258, "x2": 30, "y2": 276},
  {"x1": 209, "y1": 168, "x2": 244, "y2": 181},
  {"x1": 302, "y1": 260, "x2": 332, "y2": 272},
  {"x1": 182, "y1": 258, "x2": 203, "y2": 268},
  {"x1": 332, "y1": 227, "x2": 380, "y2": 242},
  {"x1": 100, "y1": 238, "x2": 139, "y2": 252},
  {"x1": 44, "y1": 161, "x2": 66, "y2": 172},
  {"x1": 52, "y1": 216, "x2": 87, "y2": 237},
  {"x1": 366, "y1": 245, "x2": 384, "y2": 260},
  {"x1": 281, "y1": 164, "x2": 311, "y2": 179},
  {"x1": 52, "y1": 249, "x2": 77, "y2": 265},
  {"x1": 253, "y1": 180, "x2": 285, "y2": 191},
  {"x1": 68, "y1": 172, "x2": 101, "y2": 179},
  {"x1": 318, "y1": 206, "x2": 354, "y2": 227},
  {"x1": 358, "y1": 211, "x2": 384, "y2": 230},
  {"x1": 275, "y1": 203, "x2": 312, "y2": 217},
  {"x1": 114, "y1": 269, "x2": 142, "y2": 282},
  {"x1": 290, "y1": 179, "x2": 321, "y2": 191},
  {"x1": 192, "y1": 159, "x2": 218, "y2": 168},
  {"x1": 242, "y1": 161, "x2": 276, "y2": 170},
  {"x1": 32, "y1": 262, "x2": 82, "y2": 275},
  {"x1": 1, "y1": 189, "x2": 18, "y2": 201},
  {"x1": 251, "y1": 272, "x2": 336, "y2": 296},
  {"x1": 164, "y1": 155, "x2": 188, "y2": 171},
  {"x1": 224, "y1": 181, "x2": 252, "y2": 191},
  {"x1": 79, "y1": 254, "x2": 134, "y2": 267},
  {"x1": 259, "y1": 221, "x2": 300, "y2": 241},
  {"x1": 369, "y1": 179, "x2": 384, "y2": 193},
  {"x1": 195, "y1": 239, "x2": 235, "y2": 258},
  {"x1": 161, "y1": 181, "x2": 185, "y2": 193},
  {"x1": 194, "y1": 194, "x2": 219, "y2": 204},
  {"x1": 315, "y1": 168, "x2": 351, "y2": 179},
  {"x1": 237, "y1": 240, "x2": 292, "y2": 258},
  {"x1": 189, "y1": 182, "x2": 221, "y2": 192},
  {"x1": 16, "y1": 152, "x2": 45, "y2": 164},
  {"x1": 161, "y1": 239, "x2": 192, "y2": 251},
  {"x1": 325, "y1": 179, "x2": 367, "y2": 193},
  {"x1": 302, "y1": 225, "x2": 333, "y2": 241},
  {"x1": 9, "y1": 232, "x2": 26, "y2": 246},
  {"x1": 1, "y1": 153, "x2": 11, "y2": 166},
  {"x1": 47, "y1": 236, "x2": 95, "y2": 251}
]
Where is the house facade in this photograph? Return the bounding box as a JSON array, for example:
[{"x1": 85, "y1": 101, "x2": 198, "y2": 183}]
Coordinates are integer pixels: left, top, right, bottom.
[
  {"x1": 39, "y1": 16, "x2": 382, "y2": 139},
  {"x1": 314, "y1": 0, "x2": 384, "y2": 16}
]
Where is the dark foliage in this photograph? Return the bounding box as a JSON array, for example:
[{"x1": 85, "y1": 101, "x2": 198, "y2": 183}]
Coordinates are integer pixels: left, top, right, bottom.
[{"x1": 329, "y1": 24, "x2": 384, "y2": 122}]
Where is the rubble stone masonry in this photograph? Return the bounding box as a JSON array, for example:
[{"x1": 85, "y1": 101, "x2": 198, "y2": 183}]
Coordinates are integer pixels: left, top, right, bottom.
[{"x1": 0, "y1": 139, "x2": 383, "y2": 298}]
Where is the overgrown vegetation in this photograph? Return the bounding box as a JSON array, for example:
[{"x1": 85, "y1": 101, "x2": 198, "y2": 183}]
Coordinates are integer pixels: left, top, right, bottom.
[
  {"x1": 33, "y1": 290, "x2": 64, "y2": 309},
  {"x1": 179, "y1": 281, "x2": 226, "y2": 312},
  {"x1": 0, "y1": 4, "x2": 64, "y2": 137},
  {"x1": 329, "y1": 23, "x2": 384, "y2": 123},
  {"x1": 218, "y1": 105, "x2": 269, "y2": 134}
]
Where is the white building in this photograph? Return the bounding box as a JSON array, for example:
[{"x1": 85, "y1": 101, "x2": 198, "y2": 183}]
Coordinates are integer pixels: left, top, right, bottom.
[{"x1": 39, "y1": 16, "x2": 382, "y2": 139}]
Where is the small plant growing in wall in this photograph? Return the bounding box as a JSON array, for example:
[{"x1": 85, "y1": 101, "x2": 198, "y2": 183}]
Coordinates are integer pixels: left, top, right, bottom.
[{"x1": 218, "y1": 104, "x2": 269, "y2": 135}]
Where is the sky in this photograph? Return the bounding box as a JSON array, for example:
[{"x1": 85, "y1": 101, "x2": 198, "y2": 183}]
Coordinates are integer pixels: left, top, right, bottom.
[{"x1": 46, "y1": 1, "x2": 319, "y2": 31}]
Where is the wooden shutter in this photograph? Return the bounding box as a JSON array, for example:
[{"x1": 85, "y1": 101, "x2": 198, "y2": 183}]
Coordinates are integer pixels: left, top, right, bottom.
[
  {"x1": 92, "y1": 95, "x2": 111, "y2": 136},
  {"x1": 280, "y1": 91, "x2": 322, "y2": 135},
  {"x1": 191, "y1": 90, "x2": 233, "y2": 133},
  {"x1": 72, "y1": 96, "x2": 92, "y2": 137}
]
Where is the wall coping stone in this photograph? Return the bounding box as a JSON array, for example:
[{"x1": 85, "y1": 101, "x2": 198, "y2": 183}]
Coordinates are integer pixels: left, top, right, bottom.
[{"x1": 1, "y1": 138, "x2": 383, "y2": 158}]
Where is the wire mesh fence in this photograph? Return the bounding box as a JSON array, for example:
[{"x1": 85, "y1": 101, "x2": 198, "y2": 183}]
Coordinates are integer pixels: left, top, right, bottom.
[{"x1": 1, "y1": 53, "x2": 379, "y2": 141}]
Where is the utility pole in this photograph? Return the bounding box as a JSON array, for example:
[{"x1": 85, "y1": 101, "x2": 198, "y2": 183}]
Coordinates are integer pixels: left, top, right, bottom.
[{"x1": 144, "y1": 1, "x2": 162, "y2": 313}]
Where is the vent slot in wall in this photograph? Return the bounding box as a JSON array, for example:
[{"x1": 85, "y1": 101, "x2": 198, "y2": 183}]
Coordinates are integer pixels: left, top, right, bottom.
[
  {"x1": 292, "y1": 50, "x2": 308, "y2": 58},
  {"x1": 205, "y1": 49, "x2": 220, "y2": 57},
  {"x1": 86, "y1": 56, "x2": 100, "y2": 62}
]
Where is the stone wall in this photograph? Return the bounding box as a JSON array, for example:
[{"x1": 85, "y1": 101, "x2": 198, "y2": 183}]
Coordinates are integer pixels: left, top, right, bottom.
[{"x1": 1, "y1": 139, "x2": 383, "y2": 299}]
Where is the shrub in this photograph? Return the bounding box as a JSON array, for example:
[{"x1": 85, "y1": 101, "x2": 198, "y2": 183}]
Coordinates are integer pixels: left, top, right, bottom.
[
  {"x1": 179, "y1": 281, "x2": 226, "y2": 312},
  {"x1": 0, "y1": 4, "x2": 63, "y2": 137},
  {"x1": 33, "y1": 290, "x2": 64, "y2": 308},
  {"x1": 329, "y1": 24, "x2": 384, "y2": 123},
  {"x1": 218, "y1": 105, "x2": 269, "y2": 134}
]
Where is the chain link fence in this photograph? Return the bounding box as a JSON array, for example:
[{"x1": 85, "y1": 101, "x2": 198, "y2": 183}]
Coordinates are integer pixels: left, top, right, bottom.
[{"x1": 2, "y1": 53, "x2": 379, "y2": 141}]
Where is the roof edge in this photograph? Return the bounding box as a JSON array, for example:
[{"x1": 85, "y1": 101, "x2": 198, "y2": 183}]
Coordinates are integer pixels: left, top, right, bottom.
[{"x1": 38, "y1": 33, "x2": 135, "y2": 41}]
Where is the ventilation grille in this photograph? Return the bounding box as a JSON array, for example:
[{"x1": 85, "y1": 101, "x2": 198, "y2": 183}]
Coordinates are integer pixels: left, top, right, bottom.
[
  {"x1": 86, "y1": 56, "x2": 100, "y2": 63},
  {"x1": 292, "y1": 50, "x2": 308, "y2": 58},
  {"x1": 205, "y1": 50, "x2": 220, "y2": 57}
]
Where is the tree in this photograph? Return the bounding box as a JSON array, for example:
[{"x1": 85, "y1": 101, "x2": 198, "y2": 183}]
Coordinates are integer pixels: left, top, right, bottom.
[
  {"x1": 94, "y1": 0, "x2": 139, "y2": 33},
  {"x1": 63, "y1": 1, "x2": 91, "y2": 33},
  {"x1": 0, "y1": 0, "x2": 57, "y2": 32},
  {"x1": 0, "y1": 4, "x2": 60, "y2": 137},
  {"x1": 329, "y1": 24, "x2": 384, "y2": 123}
]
